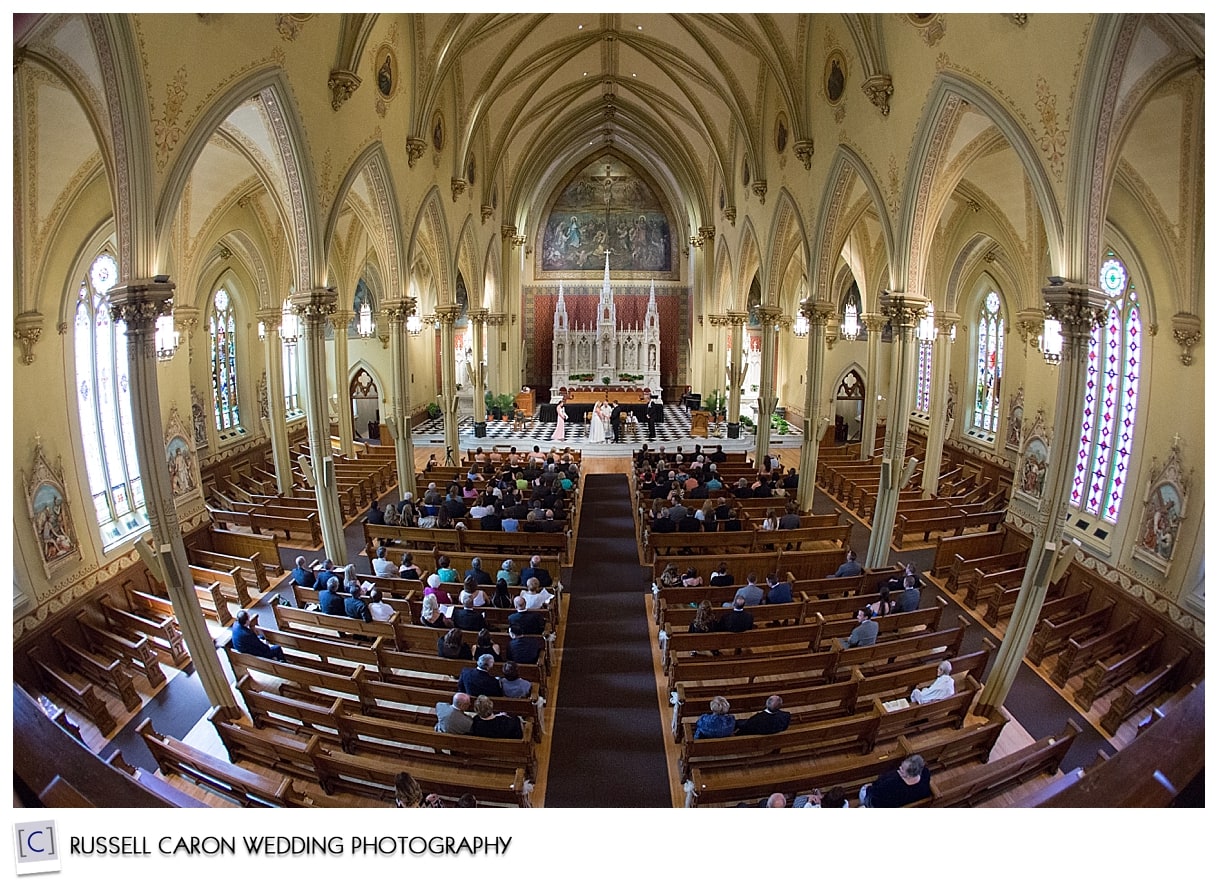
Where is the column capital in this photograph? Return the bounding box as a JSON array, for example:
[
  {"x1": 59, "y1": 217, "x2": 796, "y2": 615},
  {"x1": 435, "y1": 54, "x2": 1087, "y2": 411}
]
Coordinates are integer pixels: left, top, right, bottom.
[
  {"x1": 1042, "y1": 279, "x2": 1107, "y2": 340},
  {"x1": 800, "y1": 299, "x2": 836, "y2": 325},
  {"x1": 1171, "y1": 311, "x2": 1202, "y2": 366},
  {"x1": 726, "y1": 310, "x2": 749, "y2": 327},
  {"x1": 862, "y1": 312, "x2": 887, "y2": 333},
  {"x1": 485, "y1": 312, "x2": 508, "y2": 327},
  {"x1": 793, "y1": 138, "x2": 814, "y2": 170},
  {"x1": 698, "y1": 225, "x2": 716, "y2": 241},
  {"x1": 383, "y1": 298, "x2": 418, "y2": 323},
  {"x1": 468, "y1": 307, "x2": 489, "y2": 323},
  {"x1": 255, "y1": 306, "x2": 282, "y2": 326},
  {"x1": 707, "y1": 313, "x2": 731, "y2": 328},
  {"x1": 406, "y1": 137, "x2": 427, "y2": 168},
  {"x1": 327, "y1": 69, "x2": 360, "y2": 111},
  {"x1": 108, "y1": 278, "x2": 176, "y2": 329},
  {"x1": 330, "y1": 308, "x2": 355, "y2": 324},
  {"x1": 289, "y1": 286, "x2": 338, "y2": 320},
  {"x1": 501, "y1": 224, "x2": 517, "y2": 241},
  {"x1": 14, "y1": 310, "x2": 43, "y2": 365},
  {"x1": 757, "y1": 305, "x2": 783, "y2": 324},
  {"x1": 451, "y1": 178, "x2": 467, "y2": 202},
  {"x1": 935, "y1": 311, "x2": 961, "y2": 336},
  {"x1": 688, "y1": 234, "x2": 705, "y2": 249},
  {"x1": 435, "y1": 304, "x2": 462, "y2": 326},
  {"x1": 1015, "y1": 307, "x2": 1044, "y2": 343},
  {"x1": 879, "y1": 291, "x2": 928, "y2": 328}
]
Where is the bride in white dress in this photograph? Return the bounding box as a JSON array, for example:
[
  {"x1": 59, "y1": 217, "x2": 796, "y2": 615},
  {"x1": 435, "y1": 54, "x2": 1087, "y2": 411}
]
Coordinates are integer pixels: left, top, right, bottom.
[{"x1": 587, "y1": 400, "x2": 607, "y2": 443}]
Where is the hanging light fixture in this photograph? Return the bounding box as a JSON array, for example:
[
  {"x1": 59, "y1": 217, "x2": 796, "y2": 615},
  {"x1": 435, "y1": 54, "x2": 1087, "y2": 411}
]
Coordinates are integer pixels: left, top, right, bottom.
[
  {"x1": 280, "y1": 300, "x2": 298, "y2": 343},
  {"x1": 358, "y1": 300, "x2": 375, "y2": 337},
  {"x1": 257, "y1": 320, "x2": 266, "y2": 340},
  {"x1": 1042, "y1": 316, "x2": 1063, "y2": 365},
  {"x1": 154, "y1": 313, "x2": 180, "y2": 361},
  {"x1": 840, "y1": 301, "x2": 860, "y2": 340},
  {"x1": 407, "y1": 313, "x2": 423, "y2": 336},
  {"x1": 917, "y1": 302, "x2": 937, "y2": 342},
  {"x1": 793, "y1": 310, "x2": 809, "y2": 338}
]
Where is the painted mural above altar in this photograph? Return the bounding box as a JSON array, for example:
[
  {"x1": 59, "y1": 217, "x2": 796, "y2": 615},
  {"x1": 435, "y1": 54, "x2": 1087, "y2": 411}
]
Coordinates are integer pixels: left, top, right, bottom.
[{"x1": 539, "y1": 156, "x2": 674, "y2": 276}]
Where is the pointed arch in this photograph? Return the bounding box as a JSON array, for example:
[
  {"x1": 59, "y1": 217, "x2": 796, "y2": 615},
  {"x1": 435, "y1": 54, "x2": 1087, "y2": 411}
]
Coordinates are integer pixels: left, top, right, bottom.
[
  {"x1": 216, "y1": 229, "x2": 273, "y2": 310},
  {"x1": 407, "y1": 187, "x2": 453, "y2": 306},
  {"x1": 764, "y1": 188, "x2": 809, "y2": 310},
  {"x1": 482, "y1": 236, "x2": 502, "y2": 310},
  {"x1": 712, "y1": 239, "x2": 735, "y2": 315},
  {"x1": 453, "y1": 216, "x2": 482, "y2": 307},
  {"x1": 736, "y1": 218, "x2": 763, "y2": 307},
  {"x1": 326, "y1": 143, "x2": 407, "y2": 303}
]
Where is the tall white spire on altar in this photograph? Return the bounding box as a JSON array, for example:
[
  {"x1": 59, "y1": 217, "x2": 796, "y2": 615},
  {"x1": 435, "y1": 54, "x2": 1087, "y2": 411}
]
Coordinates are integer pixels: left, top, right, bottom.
[{"x1": 550, "y1": 250, "x2": 661, "y2": 399}]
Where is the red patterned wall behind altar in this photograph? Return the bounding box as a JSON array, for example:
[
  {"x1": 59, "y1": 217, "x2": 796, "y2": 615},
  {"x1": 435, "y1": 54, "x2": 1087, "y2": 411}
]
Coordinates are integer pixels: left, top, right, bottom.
[{"x1": 522, "y1": 284, "x2": 689, "y2": 394}]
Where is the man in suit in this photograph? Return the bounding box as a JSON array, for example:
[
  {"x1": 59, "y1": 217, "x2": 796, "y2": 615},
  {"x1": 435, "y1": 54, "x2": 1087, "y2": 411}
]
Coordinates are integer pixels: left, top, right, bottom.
[
  {"x1": 230, "y1": 610, "x2": 286, "y2": 661},
  {"x1": 519, "y1": 554, "x2": 552, "y2": 588},
  {"x1": 451, "y1": 597, "x2": 487, "y2": 632},
  {"x1": 718, "y1": 597, "x2": 755, "y2": 633},
  {"x1": 735, "y1": 694, "x2": 791, "y2": 735},
  {"x1": 610, "y1": 400, "x2": 624, "y2": 442},
  {"x1": 646, "y1": 399, "x2": 660, "y2": 440},
  {"x1": 763, "y1": 573, "x2": 793, "y2": 605},
  {"x1": 843, "y1": 607, "x2": 879, "y2": 648},
  {"x1": 289, "y1": 555, "x2": 315, "y2": 588},
  {"x1": 456, "y1": 654, "x2": 503, "y2": 698},
  {"x1": 464, "y1": 556, "x2": 494, "y2": 586},
  {"x1": 344, "y1": 584, "x2": 372, "y2": 622},
  {"x1": 505, "y1": 625, "x2": 543, "y2": 665},
  {"x1": 317, "y1": 576, "x2": 346, "y2": 616},
  {"x1": 508, "y1": 595, "x2": 546, "y2": 635},
  {"x1": 434, "y1": 692, "x2": 473, "y2": 734}
]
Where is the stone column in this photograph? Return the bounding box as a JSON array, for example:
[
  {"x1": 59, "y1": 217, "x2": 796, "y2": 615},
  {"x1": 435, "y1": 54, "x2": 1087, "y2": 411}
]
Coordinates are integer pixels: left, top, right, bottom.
[
  {"x1": 725, "y1": 311, "x2": 747, "y2": 438},
  {"x1": 706, "y1": 314, "x2": 729, "y2": 420},
  {"x1": 329, "y1": 308, "x2": 355, "y2": 457},
  {"x1": 865, "y1": 292, "x2": 927, "y2": 567},
  {"x1": 436, "y1": 305, "x2": 462, "y2": 457},
  {"x1": 860, "y1": 312, "x2": 886, "y2": 460},
  {"x1": 384, "y1": 299, "x2": 418, "y2": 499},
  {"x1": 290, "y1": 287, "x2": 347, "y2": 561},
  {"x1": 977, "y1": 281, "x2": 1107, "y2": 716},
  {"x1": 257, "y1": 307, "x2": 294, "y2": 495},
  {"x1": 701, "y1": 229, "x2": 719, "y2": 398},
  {"x1": 107, "y1": 279, "x2": 237, "y2": 712},
  {"x1": 797, "y1": 301, "x2": 835, "y2": 512},
  {"x1": 920, "y1": 311, "x2": 959, "y2": 498},
  {"x1": 501, "y1": 227, "x2": 524, "y2": 388},
  {"x1": 754, "y1": 305, "x2": 781, "y2": 460},
  {"x1": 486, "y1": 312, "x2": 507, "y2": 396},
  {"x1": 469, "y1": 308, "x2": 488, "y2": 437}
]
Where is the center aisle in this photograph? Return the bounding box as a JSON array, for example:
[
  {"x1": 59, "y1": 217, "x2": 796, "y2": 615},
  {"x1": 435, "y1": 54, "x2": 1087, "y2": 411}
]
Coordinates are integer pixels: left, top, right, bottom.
[{"x1": 544, "y1": 473, "x2": 671, "y2": 806}]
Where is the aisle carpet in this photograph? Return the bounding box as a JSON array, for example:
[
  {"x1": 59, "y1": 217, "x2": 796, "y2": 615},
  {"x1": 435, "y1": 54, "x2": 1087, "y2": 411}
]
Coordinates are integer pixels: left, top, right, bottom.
[{"x1": 544, "y1": 474, "x2": 671, "y2": 807}]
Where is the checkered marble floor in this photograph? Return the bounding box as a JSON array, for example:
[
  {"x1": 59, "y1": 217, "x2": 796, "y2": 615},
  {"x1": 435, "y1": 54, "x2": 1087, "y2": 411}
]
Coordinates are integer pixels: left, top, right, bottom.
[{"x1": 408, "y1": 404, "x2": 802, "y2": 456}]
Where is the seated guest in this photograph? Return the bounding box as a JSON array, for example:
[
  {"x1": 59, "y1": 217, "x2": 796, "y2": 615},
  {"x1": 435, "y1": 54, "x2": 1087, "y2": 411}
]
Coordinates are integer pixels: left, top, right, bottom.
[
  {"x1": 831, "y1": 550, "x2": 863, "y2": 578},
  {"x1": 464, "y1": 557, "x2": 494, "y2": 586},
  {"x1": 694, "y1": 696, "x2": 736, "y2": 739},
  {"x1": 372, "y1": 546, "x2": 397, "y2": 578},
  {"x1": 366, "y1": 588, "x2": 394, "y2": 623},
  {"x1": 681, "y1": 567, "x2": 704, "y2": 587},
  {"x1": 458, "y1": 575, "x2": 491, "y2": 608},
  {"x1": 519, "y1": 554, "x2": 552, "y2": 588},
  {"x1": 435, "y1": 555, "x2": 459, "y2": 584},
  {"x1": 505, "y1": 625, "x2": 543, "y2": 665},
  {"x1": 474, "y1": 628, "x2": 502, "y2": 663},
  {"x1": 434, "y1": 692, "x2": 473, "y2": 735},
  {"x1": 860, "y1": 755, "x2": 932, "y2": 808},
  {"x1": 763, "y1": 572, "x2": 793, "y2": 605},
  {"x1": 469, "y1": 695, "x2": 523, "y2": 739},
  {"x1": 759, "y1": 506, "x2": 779, "y2": 531},
  {"x1": 735, "y1": 695, "x2": 791, "y2": 735},
  {"x1": 897, "y1": 573, "x2": 922, "y2": 612},
  {"x1": 451, "y1": 596, "x2": 487, "y2": 632},
  {"x1": 657, "y1": 562, "x2": 683, "y2": 589},
  {"x1": 498, "y1": 661, "x2": 532, "y2": 698},
  {"x1": 730, "y1": 573, "x2": 765, "y2": 607},
  {"x1": 689, "y1": 600, "x2": 718, "y2": 634},
  {"x1": 520, "y1": 577, "x2": 555, "y2": 610},
  {"x1": 230, "y1": 610, "x2": 285, "y2": 661},
  {"x1": 868, "y1": 584, "x2": 895, "y2": 617},
  {"x1": 650, "y1": 511, "x2": 676, "y2": 534},
  {"x1": 382, "y1": 502, "x2": 401, "y2": 527},
  {"x1": 438, "y1": 627, "x2": 473, "y2": 661},
  {"x1": 456, "y1": 654, "x2": 502, "y2": 697},
  {"x1": 719, "y1": 508, "x2": 743, "y2": 531},
  {"x1": 496, "y1": 559, "x2": 520, "y2": 586},
  {"x1": 289, "y1": 555, "x2": 315, "y2": 588},
  {"x1": 501, "y1": 513, "x2": 520, "y2": 532},
  {"x1": 843, "y1": 607, "x2": 879, "y2": 648},
  {"x1": 910, "y1": 660, "x2": 955, "y2": 705},
  {"x1": 677, "y1": 511, "x2": 702, "y2": 532},
  {"x1": 479, "y1": 505, "x2": 503, "y2": 531},
  {"x1": 423, "y1": 573, "x2": 452, "y2": 605},
  {"x1": 718, "y1": 597, "x2": 755, "y2": 633},
  {"x1": 394, "y1": 772, "x2": 423, "y2": 808},
  {"x1": 365, "y1": 498, "x2": 385, "y2": 525},
  {"x1": 490, "y1": 578, "x2": 514, "y2": 610},
  {"x1": 398, "y1": 552, "x2": 422, "y2": 581},
  {"x1": 418, "y1": 593, "x2": 450, "y2": 628},
  {"x1": 795, "y1": 785, "x2": 849, "y2": 808},
  {"x1": 318, "y1": 576, "x2": 346, "y2": 616},
  {"x1": 508, "y1": 595, "x2": 546, "y2": 635},
  {"x1": 708, "y1": 561, "x2": 734, "y2": 587},
  {"x1": 778, "y1": 501, "x2": 802, "y2": 530}
]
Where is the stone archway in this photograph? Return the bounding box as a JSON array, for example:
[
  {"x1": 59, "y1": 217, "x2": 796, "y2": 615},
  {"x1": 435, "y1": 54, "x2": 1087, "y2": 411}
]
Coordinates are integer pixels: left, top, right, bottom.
[
  {"x1": 834, "y1": 367, "x2": 866, "y2": 443},
  {"x1": 350, "y1": 367, "x2": 380, "y2": 442}
]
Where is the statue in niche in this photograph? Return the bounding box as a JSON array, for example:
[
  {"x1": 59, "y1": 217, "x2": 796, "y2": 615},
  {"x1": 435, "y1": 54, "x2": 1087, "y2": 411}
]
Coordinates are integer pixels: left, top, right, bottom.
[
  {"x1": 556, "y1": 343, "x2": 565, "y2": 371},
  {"x1": 191, "y1": 385, "x2": 208, "y2": 448},
  {"x1": 648, "y1": 344, "x2": 657, "y2": 372},
  {"x1": 623, "y1": 337, "x2": 636, "y2": 368}
]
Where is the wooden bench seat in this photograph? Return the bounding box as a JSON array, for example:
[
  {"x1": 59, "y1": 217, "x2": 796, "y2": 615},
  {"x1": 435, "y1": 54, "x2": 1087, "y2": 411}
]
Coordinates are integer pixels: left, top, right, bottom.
[
  {"x1": 934, "y1": 531, "x2": 1009, "y2": 580},
  {"x1": 895, "y1": 508, "x2": 1005, "y2": 549},
  {"x1": 662, "y1": 621, "x2": 825, "y2": 672},
  {"x1": 208, "y1": 707, "x2": 326, "y2": 782},
  {"x1": 376, "y1": 646, "x2": 548, "y2": 699},
  {"x1": 75, "y1": 612, "x2": 166, "y2": 687},
  {"x1": 896, "y1": 710, "x2": 1008, "y2": 773},
  {"x1": 814, "y1": 599, "x2": 948, "y2": 650},
  {"x1": 188, "y1": 545, "x2": 273, "y2": 592},
  {"x1": 929, "y1": 719, "x2": 1081, "y2": 807},
  {"x1": 51, "y1": 629, "x2": 141, "y2": 711},
  {"x1": 204, "y1": 529, "x2": 284, "y2": 577},
  {"x1": 271, "y1": 602, "x2": 401, "y2": 648},
  {"x1": 189, "y1": 563, "x2": 253, "y2": 608},
  {"x1": 1075, "y1": 629, "x2": 1163, "y2": 710},
  {"x1": 671, "y1": 673, "x2": 864, "y2": 741},
  {"x1": 356, "y1": 675, "x2": 544, "y2": 741},
  {"x1": 1027, "y1": 602, "x2": 1114, "y2": 665},
  {"x1": 659, "y1": 599, "x2": 807, "y2": 633},
  {"x1": 27, "y1": 646, "x2": 117, "y2": 733},
  {"x1": 1051, "y1": 617, "x2": 1140, "y2": 687},
  {"x1": 99, "y1": 597, "x2": 190, "y2": 667},
  {"x1": 126, "y1": 578, "x2": 232, "y2": 628},
  {"x1": 1100, "y1": 649, "x2": 1190, "y2": 735}
]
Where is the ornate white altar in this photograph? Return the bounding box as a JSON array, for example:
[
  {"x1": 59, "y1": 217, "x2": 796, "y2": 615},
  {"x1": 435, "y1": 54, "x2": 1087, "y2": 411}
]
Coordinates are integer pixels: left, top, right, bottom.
[{"x1": 550, "y1": 251, "x2": 661, "y2": 398}]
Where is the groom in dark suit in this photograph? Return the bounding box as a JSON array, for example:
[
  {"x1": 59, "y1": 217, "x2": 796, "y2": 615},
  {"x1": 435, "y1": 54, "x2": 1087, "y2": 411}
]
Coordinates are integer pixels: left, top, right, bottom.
[
  {"x1": 645, "y1": 399, "x2": 660, "y2": 440},
  {"x1": 610, "y1": 400, "x2": 623, "y2": 442}
]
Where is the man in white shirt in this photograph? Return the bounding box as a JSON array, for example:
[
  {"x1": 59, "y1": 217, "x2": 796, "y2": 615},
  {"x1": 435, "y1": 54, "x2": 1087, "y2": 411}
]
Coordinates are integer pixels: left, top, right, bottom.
[
  {"x1": 910, "y1": 660, "x2": 955, "y2": 704},
  {"x1": 371, "y1": 546, "x2": 398, "y2": 578},
  {"x1": 520, "y1": 576, "x2": 554, "y2": 610},
  {"x1": 366, "y1": 588, "x2": 394, "y2": 622}
]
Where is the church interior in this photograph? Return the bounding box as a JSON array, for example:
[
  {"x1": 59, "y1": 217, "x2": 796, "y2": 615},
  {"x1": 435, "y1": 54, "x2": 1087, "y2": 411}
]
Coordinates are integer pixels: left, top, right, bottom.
[{"x1": 9, "y1": 13, "x2": 1206, "y2": 814}]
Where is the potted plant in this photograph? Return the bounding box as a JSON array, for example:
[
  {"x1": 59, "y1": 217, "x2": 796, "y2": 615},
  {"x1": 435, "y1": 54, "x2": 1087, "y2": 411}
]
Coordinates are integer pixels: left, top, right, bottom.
[
  {"x1": 485, "y1": 390, "x2": 502, "y2": 420},
  {"x1": 426, "y1": 401, "x2": 441, "y2": 420},
  {"x1": 498, "y1": 393, "x2": 516, "y2": 420},
  {"x1": 601, "y1": 376, "x2": 611, "y2": 385}
]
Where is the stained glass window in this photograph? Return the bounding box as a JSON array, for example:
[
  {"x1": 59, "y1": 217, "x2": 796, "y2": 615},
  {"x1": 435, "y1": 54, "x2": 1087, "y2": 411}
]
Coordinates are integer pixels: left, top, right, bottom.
[
  {"x1": 74, "y1": 252, "x2": 149, "y2": 549},
  {"x1": 209, "y1": 287, "x2": 241, "y2": 432},
  {"x1": 1072, "y1": 254, "x2": 1140, "y2": 524},
  {"x1": 281, "y1": 299, "x2": 302, "y2": 416},
  {"x1": 915, "y1": 338, "x2": 933, "y2": 414},
  {"x1": 972, "y1": 291, "x2": 1004, "y2": 435}
]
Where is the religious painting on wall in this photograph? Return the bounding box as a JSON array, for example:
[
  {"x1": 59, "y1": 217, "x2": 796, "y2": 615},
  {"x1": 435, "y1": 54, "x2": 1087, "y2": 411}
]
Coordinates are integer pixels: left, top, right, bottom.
[
  {"x1": 1005, "y1": 386, "x2": 1024, "y2": 452},
  {"x1": 774, "y1": 111, "x2": 789, "y2": 154},
  {"x1": 825, "y1": 51, "x2": 846, "y2": 104},
  {"x1": 432, "y1": 111, "x2": 444, "y2": 152},
  {"x1": 539, "y1": 156, "x2": 673, "y2": 275},
  {"x1": 1132, "y1": 437, "x2": 1191, "y2": 575},
  {"x1": 1014, "y1": 408, "x2": 1051, "y2": 505},
  {"x1": 24, "y1": 440, "x2": 81, "y2": 577},
  {"x1": 164, "y1": 405, "x2": 201, "y2": 503}
]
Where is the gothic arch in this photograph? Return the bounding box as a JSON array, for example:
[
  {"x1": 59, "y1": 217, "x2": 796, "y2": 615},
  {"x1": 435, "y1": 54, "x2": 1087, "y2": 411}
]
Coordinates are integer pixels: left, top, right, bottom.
[
  {"x1": 325, "y1": 143, "x2": 406, "y2": 304},
  {"x1": 407, "y1": 187, "x2": 453, "y2": 307},
  {"x1": 764, "y1": 188, "x2": 809, "y2": 310},
  {"x1": 454, "y1": 216, "x2": 483, "y2": 308},
  {"x1": 736, "y1": 218, "x2": 763, "y2": 307}
]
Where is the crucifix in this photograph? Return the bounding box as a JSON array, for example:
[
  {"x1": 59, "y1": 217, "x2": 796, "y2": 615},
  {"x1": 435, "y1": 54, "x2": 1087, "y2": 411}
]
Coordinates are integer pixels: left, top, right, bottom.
[{"x1": 590, "y1": 163, "x2": 627, "y2": 261}]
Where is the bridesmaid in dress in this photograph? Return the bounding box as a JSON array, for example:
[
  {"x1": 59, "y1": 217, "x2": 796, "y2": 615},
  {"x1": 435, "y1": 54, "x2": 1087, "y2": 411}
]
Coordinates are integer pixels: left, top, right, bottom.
[{"x1": 552, "y1": 402, "x2": 567, "y2": 441}]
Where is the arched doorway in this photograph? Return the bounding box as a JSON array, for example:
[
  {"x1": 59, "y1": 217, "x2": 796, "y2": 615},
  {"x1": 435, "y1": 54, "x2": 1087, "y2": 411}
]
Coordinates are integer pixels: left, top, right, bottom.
[
  {"x1": 835, "y1": 367, "x2": 865, "y2": 443},
  {"x1": 350, "y1": 368, "x2": 380, "y2": 442}
]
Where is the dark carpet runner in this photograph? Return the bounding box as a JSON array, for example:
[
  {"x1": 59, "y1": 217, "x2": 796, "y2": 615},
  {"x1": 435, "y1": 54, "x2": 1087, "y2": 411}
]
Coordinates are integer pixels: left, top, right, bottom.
[{"x1": 543, "y1": 473, "x2": 671, "y2": 807}]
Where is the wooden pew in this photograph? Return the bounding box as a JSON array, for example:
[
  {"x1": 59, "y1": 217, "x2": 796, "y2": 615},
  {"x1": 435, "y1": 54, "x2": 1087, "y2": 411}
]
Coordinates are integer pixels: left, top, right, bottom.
[
  {"x1": 1075, "y1": 629, "x2": 1163, "y2": 710},
  {"x1": 870, "y1": 677, "x2": 981, "y2": 745},
  {"x1": 271, "y1": 603, "x2": 401, "y2": 649},
  {"x1": 1100, "y1": 649, "x2": 1190, "y2": 735},
  {"x1": 459, "y1": 529, "x2": 570, "y2": 566},
  {"x1": 855, "y1": 643, "x2": 995, "y2": 705},
  {"x1": 188, "y1": 545, "x2": 272, "y2": 592},
  {"x1": 376, "y1": 646, "x2": 548, "y2": 699},
  {"x1": 934, "y1": 531, "x2": 1009, "y2": 580},
  {"x1": 896, "y1": 710, "x2": 1008, "y2": 773},
  {"x1": 965, "y1": 563, "x2": 1028, "y2": 609},
  {"x1": 929, "y1": 719, "x2": 1081, "y2": 807},
  {"x1": 814, "y1": 599, "x2": 948, "y2": 649},
  {"x1": 126, "y1": 577, "x2": 232, "y2": 628},
  {"x1": 894, "y1": 508, "x2": 1005, "y2": 549},
  {"x1": 823, "y1": 619, "x2": 970, "y2": 683},
  {"x1": 1027, "y1": 602, "x2": 1114, "y2": 665},
  {"x1": 648, "y1": 530, "x2": 753, "y2": 559},
  {"x1": 208, "y1": 705, "x2": 326, "y2": 782},
  {"x1": 687, "y1": 745, "x2": 901, "y2": 807},
  {"x1": 51, "y1": 629, "x2": 140, "y2": 711},
  {"x1": 27, "y1": 646, "x2": 117, "y2": 733},
  {"x1": 204, "y1": 528, "x2": 284, "y2": 577},
  {"x1": 223, "y1": 644, "x2": 365, "y2": 704},
  {"x1": 75, "y1": 613, "x2": 166, "y2": 687},
  {"x1": 751, "y1": 523, "x2": 852, "y2": 552},
  {"x1": 659, "y1": 599, "x2": 808, "y2": 633},
  {"x1": 246, "y1": 624, "x2": 383, "y2": 678},
  {"x1": 105, "y1": 749, "x2": 211, "y2": 807},
  {"x1": 99, "y1": 597, "x2": 190, "y2": 668},
  {"x1": 356, "y1": 675, "x2": 544, "y2": 741},
  {"x1": 661, "y1": 621, "x2": 824, "y2": 672},
  {"x1": 189, "y1": 563, "x2": 253, "y2": 608},
  {"x1": 1051, "y1": 617, "x2": 1141, "y2": 687},
  {"x1": 137, "y1": 718, "x2": 303, "y2": 807},
  {"x1": 671, "y1": 674, "x2": 864, "y2": 742}
]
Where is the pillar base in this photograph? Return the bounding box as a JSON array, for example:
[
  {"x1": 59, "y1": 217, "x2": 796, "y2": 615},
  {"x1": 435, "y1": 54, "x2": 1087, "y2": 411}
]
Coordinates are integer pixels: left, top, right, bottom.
[
  {"x1": 727, "y1": 422, "x2": 741, "y2": 439},
  {"x1": 474, "y1": 422, "x2": 487, "y2": 438}
]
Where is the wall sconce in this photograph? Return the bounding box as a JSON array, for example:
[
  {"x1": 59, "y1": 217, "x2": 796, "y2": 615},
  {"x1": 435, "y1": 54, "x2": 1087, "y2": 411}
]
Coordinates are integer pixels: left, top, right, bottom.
[
  {"x1": 1042, "y1": 317, "x2": 1063, "y2": 365},
  {"x1": 155, "y1": 314, "x2": 180, "y2": 361}
]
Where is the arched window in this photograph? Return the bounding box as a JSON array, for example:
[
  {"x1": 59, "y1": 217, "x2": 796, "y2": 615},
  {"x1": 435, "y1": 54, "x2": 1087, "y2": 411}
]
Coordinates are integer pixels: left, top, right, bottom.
[
  {"x1": 1072, "y1": 253, "x2": 1141, "y2": 525},
  {"x1": 914, "y1": 303, "x2": 935, "y2": 416},
  {"x1": 281, "y1": 299, "x2": 302, "y2": 417},
  {"x1": 74, "y1": 252, "x2": 149, "y2": 549},
  {"x1": 209, "y1": 287, "x2": 241, "y2": 434},
  {"x1": 971, "y1": 291, "x2": 1004, "y2": 437}
]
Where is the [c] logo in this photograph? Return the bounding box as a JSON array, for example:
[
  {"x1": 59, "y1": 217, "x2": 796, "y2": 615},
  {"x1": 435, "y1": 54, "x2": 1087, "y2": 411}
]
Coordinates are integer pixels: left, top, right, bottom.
[{"x1": 13, "y1": 821, "x2": 61, "y2": 875}]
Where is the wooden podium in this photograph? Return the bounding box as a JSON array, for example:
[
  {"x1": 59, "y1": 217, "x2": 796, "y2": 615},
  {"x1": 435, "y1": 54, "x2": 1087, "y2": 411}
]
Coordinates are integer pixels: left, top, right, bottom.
[
  {"x1": 514, "y1": 388, "x2": 536, "y2": 415},
  {"x1": 690, "y1": 409, "x2": 711, "y2": 438}
]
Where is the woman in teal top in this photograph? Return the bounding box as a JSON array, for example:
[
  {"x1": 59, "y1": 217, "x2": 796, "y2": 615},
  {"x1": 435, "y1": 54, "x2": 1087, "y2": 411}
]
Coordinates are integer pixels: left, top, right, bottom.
[{"x1": 496, "y1": 559, "x2": 520, "y2": 586}]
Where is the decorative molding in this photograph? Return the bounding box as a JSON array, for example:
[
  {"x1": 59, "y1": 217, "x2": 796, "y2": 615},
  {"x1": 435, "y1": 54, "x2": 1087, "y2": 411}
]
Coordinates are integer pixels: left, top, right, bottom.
[
  {"x1": 793, "y1": 139, "x2": 814, "y2": 170},
  {"x1": 501, "y1": 224, "x2": 518, "y2": 242},
  {"x1": 14, "y1": 310, "x2": 42, "y2": 364},
  {"x1": 862, "y1": 74, "x2": 893, "y2": 116},
  {"x1": 450, "y1": 178, "x2": 467, "y2": 202},
  {"x1": 1005, "y1": 385, "x2": 1025, "y2": 452},
  {"x1": 1004, "y1": 14, "x2": 1028, "y2": 26},
  {"x1": 328, "y1": 69, "x2": 361, "y2": 111},
  {"x1": 276, "y1": 14, "x2": 312, "y2": 40},
  {"x1": 1171, "y1": 311, "x2": 1201, "y2": 365},
  {"x1": 751, "y1": 180, "x2": 768, "y2": 205},
  {"x1": 698, "y1": 226, "x2": 716, "y2": 241},
  {"x1": 406, "y1": 137, "x2": 427, "y2": 168},
  {"x1": 723, "y1": 206, "x2": 736, "y2": 225},
  {"x1": 481, "y1": 204, "x2": 494, "y2": 224}
]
